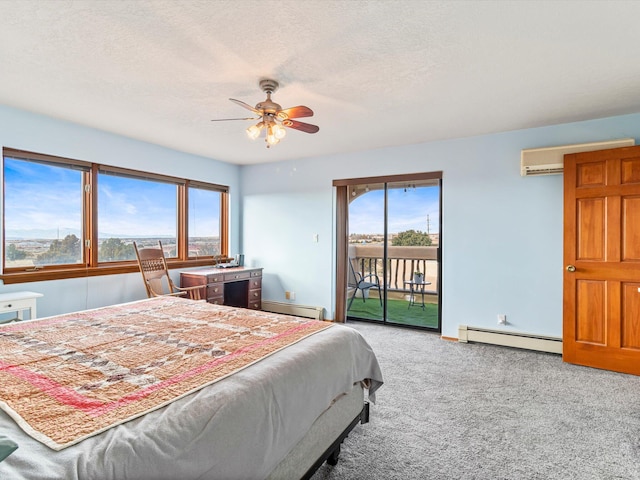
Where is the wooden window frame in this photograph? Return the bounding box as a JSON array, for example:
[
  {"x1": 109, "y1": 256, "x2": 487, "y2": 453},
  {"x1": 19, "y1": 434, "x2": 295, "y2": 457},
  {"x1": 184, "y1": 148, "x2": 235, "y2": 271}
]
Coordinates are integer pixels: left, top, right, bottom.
[{"x1": 2, "y1": 148, "x2": 230, "y2": 284}]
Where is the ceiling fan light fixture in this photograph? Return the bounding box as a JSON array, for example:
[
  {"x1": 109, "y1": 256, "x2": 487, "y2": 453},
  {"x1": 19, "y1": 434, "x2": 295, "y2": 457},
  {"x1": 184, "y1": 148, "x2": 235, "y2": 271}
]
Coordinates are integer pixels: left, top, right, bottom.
[
  {"x1": 246, "y1": 122, "x2": 263, "y2": 140},
  {"x1": 272, "y1": 123, "x2": 287, "y2": 140},
  {"x1": 266, "y1": 125, "x2": 280, "y2": 146}
]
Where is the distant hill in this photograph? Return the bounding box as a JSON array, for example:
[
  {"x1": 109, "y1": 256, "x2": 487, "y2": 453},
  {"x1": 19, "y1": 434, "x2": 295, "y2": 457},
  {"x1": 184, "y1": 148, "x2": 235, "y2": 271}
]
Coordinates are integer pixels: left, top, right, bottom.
[{"x1": 5, "y1": 228, "x2": 174, "y2": 240}]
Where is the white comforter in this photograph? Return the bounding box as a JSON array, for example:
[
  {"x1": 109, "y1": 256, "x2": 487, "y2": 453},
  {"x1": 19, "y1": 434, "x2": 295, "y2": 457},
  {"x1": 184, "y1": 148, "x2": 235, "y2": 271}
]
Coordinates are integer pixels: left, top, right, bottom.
[{"x1": 0, "y1": 322, "x2": 382, "y2": 480}]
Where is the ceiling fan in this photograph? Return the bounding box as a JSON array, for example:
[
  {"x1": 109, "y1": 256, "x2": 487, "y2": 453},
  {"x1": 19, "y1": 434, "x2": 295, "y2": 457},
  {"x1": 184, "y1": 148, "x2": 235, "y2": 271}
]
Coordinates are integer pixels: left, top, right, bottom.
[{"x1": 211, "y1": 79, "x2": 319, "y2": 148}]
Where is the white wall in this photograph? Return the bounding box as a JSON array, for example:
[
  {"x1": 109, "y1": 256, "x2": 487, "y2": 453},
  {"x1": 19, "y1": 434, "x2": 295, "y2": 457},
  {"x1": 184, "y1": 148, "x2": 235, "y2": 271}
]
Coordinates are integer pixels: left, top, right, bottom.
[
  {"x1": 0, "y1": 105, "x2": 241, "y2": 318},
  {"x1": 241, "y1": 113, "x2": 640, "y2": 338}
]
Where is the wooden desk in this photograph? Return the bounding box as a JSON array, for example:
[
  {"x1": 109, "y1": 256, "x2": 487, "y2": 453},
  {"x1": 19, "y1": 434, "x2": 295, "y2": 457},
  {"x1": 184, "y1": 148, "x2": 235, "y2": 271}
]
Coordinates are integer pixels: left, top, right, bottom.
[
  {"x1": 0, "y1": 291, "x2": 43, "y2": 323},
  {"x1": 180, "y1": 267, "x2": 262, "y2": 310}
]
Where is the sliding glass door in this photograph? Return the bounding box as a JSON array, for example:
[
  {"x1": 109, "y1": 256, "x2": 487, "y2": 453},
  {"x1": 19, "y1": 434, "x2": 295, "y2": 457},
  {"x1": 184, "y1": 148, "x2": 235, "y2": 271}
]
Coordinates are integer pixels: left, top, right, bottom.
[
  {"x1": 347, "y1": 182, "x2": 385, "y2": 322},
  {"x1": 342, "y1": 173, "x2": 441, "y2": 331}
]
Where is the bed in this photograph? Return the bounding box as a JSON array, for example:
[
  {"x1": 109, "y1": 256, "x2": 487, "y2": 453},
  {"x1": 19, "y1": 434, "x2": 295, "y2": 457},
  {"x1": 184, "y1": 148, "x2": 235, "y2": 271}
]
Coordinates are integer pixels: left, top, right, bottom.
[{"x1": 0, "y1": 296, "x2": 383, "y2": 480}]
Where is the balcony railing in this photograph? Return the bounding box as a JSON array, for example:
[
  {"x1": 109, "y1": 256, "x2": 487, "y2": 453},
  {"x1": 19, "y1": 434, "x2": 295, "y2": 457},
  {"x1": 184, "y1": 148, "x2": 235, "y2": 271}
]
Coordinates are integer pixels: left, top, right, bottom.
[{"x1": 348, "y1": 244, "x2": 438, "y2": 294}]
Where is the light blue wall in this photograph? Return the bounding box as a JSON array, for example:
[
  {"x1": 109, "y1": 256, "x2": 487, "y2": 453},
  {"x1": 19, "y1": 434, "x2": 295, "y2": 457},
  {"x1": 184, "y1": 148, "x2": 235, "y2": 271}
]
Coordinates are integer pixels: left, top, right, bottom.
[
  {"x1": 241, "y1": 113, "x2": 640, "y2": 338},
  {"x1": 3, "y1": 102, "x2": 640, "y2": 339},
  {"x1": 0, "y1": 105, "x2": 241, "y2": 318}
]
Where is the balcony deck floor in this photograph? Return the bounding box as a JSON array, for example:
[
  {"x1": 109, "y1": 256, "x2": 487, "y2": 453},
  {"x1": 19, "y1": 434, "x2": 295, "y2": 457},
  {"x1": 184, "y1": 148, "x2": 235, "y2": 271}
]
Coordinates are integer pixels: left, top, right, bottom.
[{"x1": 347, "y1": 295, "x2": 438, "y2": 329}]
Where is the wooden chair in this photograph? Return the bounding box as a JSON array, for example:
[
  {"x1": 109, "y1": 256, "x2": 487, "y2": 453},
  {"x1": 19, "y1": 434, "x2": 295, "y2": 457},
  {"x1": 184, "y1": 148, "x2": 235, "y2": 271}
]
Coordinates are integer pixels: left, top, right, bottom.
[{"x1": 133, "y1": 241, "x2": 202, "y2": 300}]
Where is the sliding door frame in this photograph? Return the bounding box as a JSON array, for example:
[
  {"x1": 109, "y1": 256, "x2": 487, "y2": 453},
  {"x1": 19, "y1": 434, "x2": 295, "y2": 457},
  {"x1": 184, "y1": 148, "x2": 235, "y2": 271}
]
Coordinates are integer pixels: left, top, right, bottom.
[{"x1": 333, "y1": 171, "x2": 443, "y2": 324}]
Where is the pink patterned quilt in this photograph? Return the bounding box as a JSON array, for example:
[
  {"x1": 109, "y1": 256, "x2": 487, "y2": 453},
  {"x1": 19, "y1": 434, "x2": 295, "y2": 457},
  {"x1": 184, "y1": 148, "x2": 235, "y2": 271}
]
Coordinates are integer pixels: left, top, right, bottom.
[{"x1": 0, "y1": 296, "x2": 331, "y2": 450}]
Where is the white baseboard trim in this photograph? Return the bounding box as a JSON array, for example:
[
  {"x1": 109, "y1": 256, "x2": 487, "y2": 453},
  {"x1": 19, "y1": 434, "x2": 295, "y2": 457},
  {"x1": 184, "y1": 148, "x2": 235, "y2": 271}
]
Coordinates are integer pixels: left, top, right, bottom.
[
  {"x1": 262, "y1": 301, "x2": 324, "y2": 321},
  {"x1": 458, "y1": 325, "x2": 562, "y2": 354}
]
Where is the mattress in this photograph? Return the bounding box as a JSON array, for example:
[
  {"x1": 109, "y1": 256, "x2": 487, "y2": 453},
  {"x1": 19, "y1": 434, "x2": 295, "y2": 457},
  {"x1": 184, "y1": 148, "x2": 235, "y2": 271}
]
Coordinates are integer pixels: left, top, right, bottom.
[{"x1": 267, "y1": 382, "x2": 365, "y2": 479}]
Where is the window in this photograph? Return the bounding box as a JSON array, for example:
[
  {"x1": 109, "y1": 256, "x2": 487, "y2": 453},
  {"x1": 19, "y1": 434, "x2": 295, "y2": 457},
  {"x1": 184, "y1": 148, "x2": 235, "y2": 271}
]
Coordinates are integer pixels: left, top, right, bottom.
[
  {"x1": 97, "y1": 170, "x2": 178, "y2": 262},
  {"x1": 4, "y1": 156, "x2": 87, "y2": 268},
  {"x1": 188, "y1": 184, "x2": 222, "y2": 258},
  {"x1": 2, "y1": 148, "x2": 229, "y2": 283}
]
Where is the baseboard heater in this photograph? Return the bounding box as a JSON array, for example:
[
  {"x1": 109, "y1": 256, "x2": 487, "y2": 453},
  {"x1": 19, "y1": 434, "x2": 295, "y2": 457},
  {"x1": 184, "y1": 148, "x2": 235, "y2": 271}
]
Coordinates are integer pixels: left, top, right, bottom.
[
  {"x1": 261, "y1": 301, "x2": 324, "y2": 321},
  {"x1": 458, "y1": 325, "x2": 562, "y2": 354}
]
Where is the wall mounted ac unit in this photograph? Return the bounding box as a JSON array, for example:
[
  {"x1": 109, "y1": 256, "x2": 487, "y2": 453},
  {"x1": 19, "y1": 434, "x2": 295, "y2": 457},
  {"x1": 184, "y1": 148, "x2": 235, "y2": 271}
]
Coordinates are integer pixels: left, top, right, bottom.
[{"x1": 520, "y1": 138, "x2": 635, "y2": 176}]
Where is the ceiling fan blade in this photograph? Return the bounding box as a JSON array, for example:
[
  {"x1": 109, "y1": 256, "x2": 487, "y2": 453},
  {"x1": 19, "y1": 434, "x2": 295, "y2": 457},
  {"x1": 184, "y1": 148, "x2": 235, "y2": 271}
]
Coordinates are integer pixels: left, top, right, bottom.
[
  {"x1": 283, "y1": 119, "x2": 319, "y2": 134},
  {"x1": 229, "y1": 98, "x2": 261, "y2": 115},
  {"x1": 278, "y1": 105, "x2": 314, "y2": 119},
  {"x1": 211, "y1": 117, "x2": 259, "y2": 122}
]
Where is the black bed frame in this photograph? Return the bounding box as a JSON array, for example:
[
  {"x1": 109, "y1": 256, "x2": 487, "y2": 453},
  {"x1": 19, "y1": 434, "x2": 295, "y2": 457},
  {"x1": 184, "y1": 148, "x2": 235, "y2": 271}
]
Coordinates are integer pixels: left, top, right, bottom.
[{"x1": 300, "y1": 401, "x2": 370, "y2": 480}]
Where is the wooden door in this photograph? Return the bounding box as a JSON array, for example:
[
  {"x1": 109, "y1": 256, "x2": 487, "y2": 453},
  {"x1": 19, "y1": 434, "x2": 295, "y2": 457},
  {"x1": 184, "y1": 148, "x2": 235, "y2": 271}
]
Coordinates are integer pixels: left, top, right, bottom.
[{"x1": 564, "y1": 145, "x2": 640, "y2": 375}]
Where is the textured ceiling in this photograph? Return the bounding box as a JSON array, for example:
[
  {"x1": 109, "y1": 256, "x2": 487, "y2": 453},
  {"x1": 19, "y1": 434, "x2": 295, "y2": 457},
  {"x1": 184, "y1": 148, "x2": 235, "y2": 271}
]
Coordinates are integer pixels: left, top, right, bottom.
[{"x1": 1, "y1": 0, "x2": 640, "y2": 165}]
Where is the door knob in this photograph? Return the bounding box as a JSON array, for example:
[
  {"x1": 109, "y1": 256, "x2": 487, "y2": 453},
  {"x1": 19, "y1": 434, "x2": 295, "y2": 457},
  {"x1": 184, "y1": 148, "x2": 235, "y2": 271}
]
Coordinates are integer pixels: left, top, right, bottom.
[{"x1": 566, "y1": 265, "x2": 576, "y2": 272}]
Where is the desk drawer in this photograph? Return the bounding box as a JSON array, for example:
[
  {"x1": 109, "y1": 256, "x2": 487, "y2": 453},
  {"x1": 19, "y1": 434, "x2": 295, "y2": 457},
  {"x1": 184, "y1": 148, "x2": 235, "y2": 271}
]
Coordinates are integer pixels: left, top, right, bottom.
[
  {"x1": 207, "y1": 296, "x2": 224, "y2": 305},
  {"x1": 247, "y1": 298, "x2": 261, "y2": 310},
  {"x1": 224, "y1": 271, "x2": 251, "y2": 282},
  {"x1": 207, "y1": 285, "x2": 223, "y2": 298},
  {"x1": 206, "y1": 274, "x2": 223, "y2": 283},
  {"x1": 248, "y1": 288, "x2": 261, "y2": 301},
  {"x1": 249, "y1": 277, "x2": 262, "y2": 289}
]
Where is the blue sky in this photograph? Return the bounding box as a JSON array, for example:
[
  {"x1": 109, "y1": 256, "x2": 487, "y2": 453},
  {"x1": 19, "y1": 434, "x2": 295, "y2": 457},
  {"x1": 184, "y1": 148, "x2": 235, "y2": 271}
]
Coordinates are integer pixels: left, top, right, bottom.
[
  {"x1": 6, "y1": 156, "x2": 430, "y2": 239},
  {"x1": 4, "y1": 159, "x2": 83, "y2": 236},
  {"x1": 4, "y1": 158, "x2": 219, "y2": 239},
  {"x1": 349, "y1": 185, "x2": 440, "y2": 235},
  {"x1": 99, "y1": 175, "x2": 177, "y2": 236}
]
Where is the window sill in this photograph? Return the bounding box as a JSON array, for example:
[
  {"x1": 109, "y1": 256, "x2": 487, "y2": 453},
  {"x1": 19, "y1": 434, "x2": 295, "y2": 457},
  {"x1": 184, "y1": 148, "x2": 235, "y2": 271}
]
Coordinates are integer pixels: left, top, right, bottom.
[{"x1": 0, "y1": 258, "x2": 227, "y2": 284}]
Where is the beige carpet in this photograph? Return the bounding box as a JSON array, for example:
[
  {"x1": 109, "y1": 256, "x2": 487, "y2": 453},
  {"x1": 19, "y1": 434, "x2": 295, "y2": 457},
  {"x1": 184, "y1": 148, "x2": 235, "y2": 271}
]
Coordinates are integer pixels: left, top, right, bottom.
[{"x1": 312, "y1": 321, "x2": 640, "y2": 480}]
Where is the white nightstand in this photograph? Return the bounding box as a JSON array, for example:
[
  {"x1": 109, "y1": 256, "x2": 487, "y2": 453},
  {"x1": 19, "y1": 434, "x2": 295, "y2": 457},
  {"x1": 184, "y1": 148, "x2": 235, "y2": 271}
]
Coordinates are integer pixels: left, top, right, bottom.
[{"x1": 0, "y1": 291, "x2": 44, "y2": 323}]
